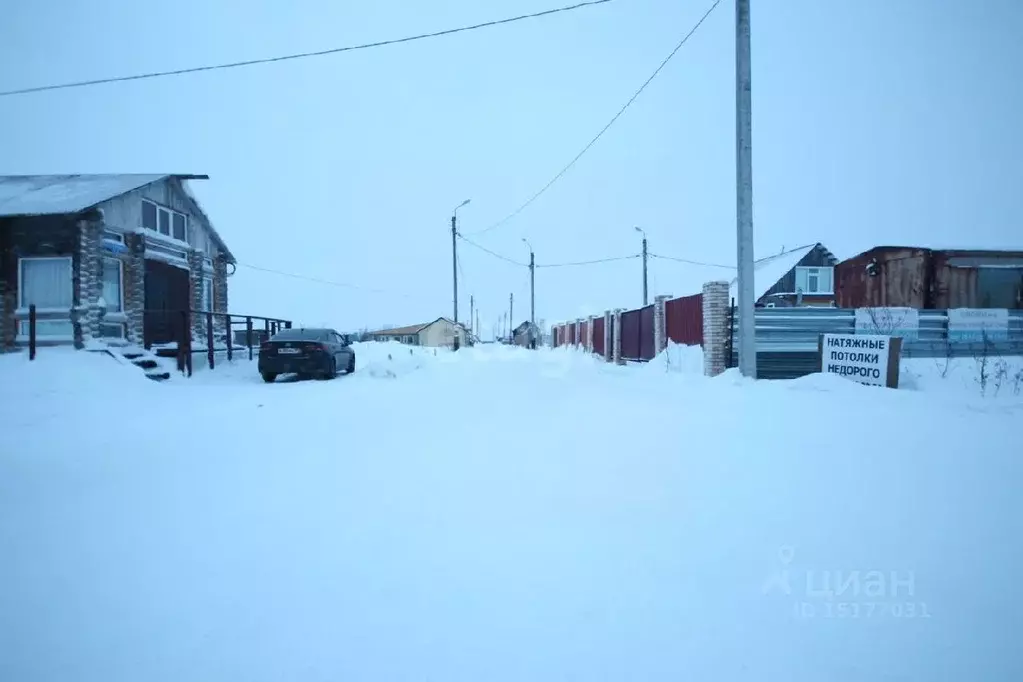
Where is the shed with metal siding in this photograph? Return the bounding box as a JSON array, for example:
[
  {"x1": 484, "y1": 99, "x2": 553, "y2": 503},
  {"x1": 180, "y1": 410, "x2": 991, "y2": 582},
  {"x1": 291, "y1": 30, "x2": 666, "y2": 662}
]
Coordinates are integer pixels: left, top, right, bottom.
[{"x1": 837, "y1": 246, "x2": 1023, "y2": 309}]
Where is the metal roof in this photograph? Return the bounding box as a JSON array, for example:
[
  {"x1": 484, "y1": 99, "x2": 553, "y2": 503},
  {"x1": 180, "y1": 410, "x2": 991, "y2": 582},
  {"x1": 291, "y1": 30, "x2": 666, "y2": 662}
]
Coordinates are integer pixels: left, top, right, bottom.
[
  {"x1": 0, "y1": 174, "x2": 199, "y2": 217},
  {"x1": 0, "y1": 174, "x2": 235, "y2": 263},
  {"x1": 730, "y1": 243, "x2": 818, "y2": 302}
]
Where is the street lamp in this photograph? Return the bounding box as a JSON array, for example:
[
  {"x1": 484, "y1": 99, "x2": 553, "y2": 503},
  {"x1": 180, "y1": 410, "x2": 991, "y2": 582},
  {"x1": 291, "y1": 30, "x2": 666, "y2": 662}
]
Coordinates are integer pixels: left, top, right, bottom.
[
  {"x1": 451, "y1": 199, "x2": 471, "y2": 350},
  {"x1": 635, "y1": 226, "x2": 648, "y2": 306}
]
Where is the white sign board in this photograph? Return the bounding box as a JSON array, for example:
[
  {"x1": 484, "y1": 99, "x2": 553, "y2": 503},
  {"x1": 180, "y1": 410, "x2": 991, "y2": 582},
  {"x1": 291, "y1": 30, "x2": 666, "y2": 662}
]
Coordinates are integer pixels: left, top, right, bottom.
[
  {"x1": 819, "y1": 333, "x2": 901, "y2": 388},
  {"x1": 946, "y1": 308, "x2": 1009, "y2": 343},
  {"x1": 855, "y1": 307, "x2": 919, "y2": 341}
]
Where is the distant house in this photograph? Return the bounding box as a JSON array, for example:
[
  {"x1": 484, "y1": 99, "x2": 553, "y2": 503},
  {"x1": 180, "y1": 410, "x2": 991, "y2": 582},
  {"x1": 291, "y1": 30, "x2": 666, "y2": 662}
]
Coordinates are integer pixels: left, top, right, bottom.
[
  {"x1": 0, "y1": 174, "x2": 236, "y2": 351},
  {"x1": 367, "y1": 317, "x2": 469, "y2": 348},
  {"x1": 730, "y1": 243, "x2": 839, "y2": 307},
  {"x1": 510, "y1": 321, "x2": 537, "y2": 347},
  {"x1": 836, "y1": 246, "x2": 1023, "y2": 309}
]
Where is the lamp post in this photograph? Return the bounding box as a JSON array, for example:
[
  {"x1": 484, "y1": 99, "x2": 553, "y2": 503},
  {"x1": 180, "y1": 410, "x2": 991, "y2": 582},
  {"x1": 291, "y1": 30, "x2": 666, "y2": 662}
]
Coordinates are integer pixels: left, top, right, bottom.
[{"x1": 451, "y1": 199, "x2": 470, "y2": 350}]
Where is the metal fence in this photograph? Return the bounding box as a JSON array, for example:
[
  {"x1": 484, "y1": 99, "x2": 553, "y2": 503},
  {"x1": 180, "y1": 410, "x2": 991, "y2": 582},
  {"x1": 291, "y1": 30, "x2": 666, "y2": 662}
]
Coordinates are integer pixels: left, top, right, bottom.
[{"x1": 730, "y1": 308, "x2": 1023, "y2": 379}]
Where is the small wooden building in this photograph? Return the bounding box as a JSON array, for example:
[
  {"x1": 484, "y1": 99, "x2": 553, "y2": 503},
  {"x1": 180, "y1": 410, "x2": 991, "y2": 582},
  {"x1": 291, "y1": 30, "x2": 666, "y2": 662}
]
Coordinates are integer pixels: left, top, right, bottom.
[{"x1": 835, "y1": 246, "x2": 1023, "y2": 309}]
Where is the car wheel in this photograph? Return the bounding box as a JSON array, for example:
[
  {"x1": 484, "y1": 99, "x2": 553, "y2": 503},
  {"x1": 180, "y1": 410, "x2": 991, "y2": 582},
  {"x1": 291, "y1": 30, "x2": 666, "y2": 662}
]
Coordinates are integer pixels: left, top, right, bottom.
[
  {"x1": 320, "y1": 359, "x2": 337, "y2": 380},
  {"x1": 261, "y1": 372, "x2": 277, "y2": 383},
  {"x1": 347, "y1": 356, "x2": 355, "y2": 374}
]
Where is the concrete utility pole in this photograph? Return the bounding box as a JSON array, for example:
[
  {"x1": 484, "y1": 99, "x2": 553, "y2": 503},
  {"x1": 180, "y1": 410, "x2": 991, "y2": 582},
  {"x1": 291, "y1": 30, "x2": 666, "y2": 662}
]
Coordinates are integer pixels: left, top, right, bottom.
[
  {"x1": 469, "y1": 295, "x2": 474, "y2": 339},
  {"x1": 509, "y1": 293, "x2": 514, "y2": 343},
  {"x1": 635, "y1": 226, "x2": 648, "y2": 306},
  {"x1": 736, "y1": 0, "x2": 756, "y2": 378},
  {"x1": 451, "y1": 199, "x2": 470, "y2": 351},
  {"x1": 523, "y1": 238, "x2": 536, "y2": 349},
  {"x1": 475, "y1": 308, "x2": 480, "y2": 343}
]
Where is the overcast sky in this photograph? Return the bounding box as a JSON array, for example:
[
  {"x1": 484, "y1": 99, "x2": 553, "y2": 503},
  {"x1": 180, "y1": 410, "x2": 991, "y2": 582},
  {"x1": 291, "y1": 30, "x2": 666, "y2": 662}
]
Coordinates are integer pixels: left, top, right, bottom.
[{"x1": 2, "y1": 0, "x2": 1020, "y2": 336}]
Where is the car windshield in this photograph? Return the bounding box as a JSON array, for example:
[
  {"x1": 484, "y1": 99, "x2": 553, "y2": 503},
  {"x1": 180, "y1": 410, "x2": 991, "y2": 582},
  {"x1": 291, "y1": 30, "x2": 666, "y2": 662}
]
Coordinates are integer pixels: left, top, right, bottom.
[{"x1": 271, "y1": 329, "x2": 329, "y2": 342}]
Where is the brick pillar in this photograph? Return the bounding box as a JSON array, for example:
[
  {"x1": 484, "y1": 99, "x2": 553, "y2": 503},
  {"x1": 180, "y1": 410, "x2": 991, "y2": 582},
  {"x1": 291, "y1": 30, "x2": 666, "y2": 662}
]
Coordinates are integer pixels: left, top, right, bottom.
[
  {"x1": 213, "y1": 256, "x2": 229, "y2": 341},
  {"x1": 654, "y1": 294, "x2": 672, "y2": 356},
  {"x1": 74, "y1": 216, "x2": 104, "y2": 348},
  {"x1": 123, "y1": 233, "x2": 146, "y2": 344},
  {"x1": 187, "y1": 249, "x2": 205, "y2": 341},
  {"x1": 613, "y1": 308, "x2": 624, "y2": 365},
  {"x1": 702, "y1": 281, "x2": 730, "y2": 377},
  {"x1": 586, "y1": 315, "x2": 596, "y2": 353},
  {"x1": 603, "y1": 310, "x2": 612, "y2": 362}
]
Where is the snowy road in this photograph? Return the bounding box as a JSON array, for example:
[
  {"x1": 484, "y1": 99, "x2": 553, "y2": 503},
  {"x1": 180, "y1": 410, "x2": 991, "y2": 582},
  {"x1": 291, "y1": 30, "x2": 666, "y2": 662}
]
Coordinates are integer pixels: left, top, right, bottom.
[{"x1": 2, "y1": 343, "x2": 1021, "y2": 681}]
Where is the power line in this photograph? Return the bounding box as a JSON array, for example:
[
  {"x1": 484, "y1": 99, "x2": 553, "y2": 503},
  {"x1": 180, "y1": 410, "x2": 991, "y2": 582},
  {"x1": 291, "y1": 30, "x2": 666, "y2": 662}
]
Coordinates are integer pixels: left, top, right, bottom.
[
  {"x1": 0, "y1": 0, "x2": 613, "y2": 98},
  {"x1": 235, "y1": 261, "x2": 423, "y2": 299},
  {"x1": 467, "y1": 0, "x2": 722, "y2": 237},
  {"x1": 537, "y1": 254, "x2": 640, "y2": 268},
  {"x1": 650, "y1": 253, "x2": 734, "y2": 269},
  {"x1": 456, "y1": 234, "x2": 528, "y2": 267}
]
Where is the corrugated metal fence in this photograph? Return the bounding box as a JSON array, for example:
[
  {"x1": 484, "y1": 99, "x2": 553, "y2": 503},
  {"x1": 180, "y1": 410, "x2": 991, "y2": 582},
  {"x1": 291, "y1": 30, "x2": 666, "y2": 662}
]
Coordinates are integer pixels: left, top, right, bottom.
[{"x1": 731, "y1": 308, "x2": 1023, "y2": 379}]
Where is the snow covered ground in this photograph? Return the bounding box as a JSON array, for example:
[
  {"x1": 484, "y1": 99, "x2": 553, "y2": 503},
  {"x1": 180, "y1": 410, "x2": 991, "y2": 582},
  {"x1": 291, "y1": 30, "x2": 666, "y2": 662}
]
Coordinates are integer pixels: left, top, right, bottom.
[{"x1": 1, "y1": 342, "x2": 1021, "y2": 681}]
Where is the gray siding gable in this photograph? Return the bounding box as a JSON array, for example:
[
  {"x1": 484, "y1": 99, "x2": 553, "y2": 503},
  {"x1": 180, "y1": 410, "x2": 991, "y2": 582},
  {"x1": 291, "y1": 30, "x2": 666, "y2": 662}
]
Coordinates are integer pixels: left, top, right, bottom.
[
  {"x1": 95, "y1": 177, "x2": 229, "y2": 260},
  {"x1": 761, "y1": 243, "x2": 838, "y2": 300}
]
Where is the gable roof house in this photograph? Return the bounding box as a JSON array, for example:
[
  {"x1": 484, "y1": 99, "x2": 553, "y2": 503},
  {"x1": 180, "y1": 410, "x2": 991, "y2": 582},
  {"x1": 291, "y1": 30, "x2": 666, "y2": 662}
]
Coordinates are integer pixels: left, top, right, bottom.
[
  {"x1": 730, "y1": 243, "x2": 839, "y2": 308},
  {"x1": 367, "y1": 317, "x2": 469, "y2": 348},
  {"x1": 0, "y1": 174, "x2": 236, "y2": 352}
]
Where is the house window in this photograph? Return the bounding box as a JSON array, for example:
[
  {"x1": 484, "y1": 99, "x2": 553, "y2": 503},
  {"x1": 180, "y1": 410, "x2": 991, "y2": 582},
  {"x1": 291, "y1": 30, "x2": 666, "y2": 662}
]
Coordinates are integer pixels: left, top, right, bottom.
[
  {"x1": 201, "y1": 277, "x2": 213, "y2": 313},
  {"x1": 102, "y1": 258, "x2": 123, "y2": 312},
  {"x1": 795, "y1": 266, "x2": 834, "y2": 294},
  {"x1": 17, "y1": 256, "x2": 74, "y2": 338},
  {"x1": 142, "y1": 199, "x2": 188, "y2": 243}
]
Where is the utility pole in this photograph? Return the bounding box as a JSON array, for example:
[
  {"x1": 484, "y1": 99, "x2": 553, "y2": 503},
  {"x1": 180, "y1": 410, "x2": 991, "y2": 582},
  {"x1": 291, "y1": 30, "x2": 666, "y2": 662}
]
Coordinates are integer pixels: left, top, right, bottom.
[
  {"x1": 475, "y1": 308, "x2": 480, "y2": 343},
  {"x1": 469, "y1": 295, "x2": 474, "y2": 339},
  {"x1": 451, "y1": 199, "x2": 470, "y2": 351},
  {"x1": 509, "y1": 293, "x2": 514, "y2": 343},
  {"x1": 736, "y1": 0, "x2": 756, "y2": 378},
  {"x1": 642, "y1": 236, "x2": 648, "y2": 306},
  {"x1": 523, "y1": 238, "x2": 536, "y2": 349},
  {"x1": 635, "y1": 227, "x2": 649, "y2": 306}
]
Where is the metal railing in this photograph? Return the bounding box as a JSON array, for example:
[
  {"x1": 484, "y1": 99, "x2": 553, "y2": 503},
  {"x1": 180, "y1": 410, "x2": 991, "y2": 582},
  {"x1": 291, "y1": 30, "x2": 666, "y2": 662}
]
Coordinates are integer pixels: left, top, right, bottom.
[
  {"x1": 729, "y1": 307, "x2": 1023, "y2": 379},
  {"x1": 22, "y1": 305, "x2": 292, "y2": 376}
]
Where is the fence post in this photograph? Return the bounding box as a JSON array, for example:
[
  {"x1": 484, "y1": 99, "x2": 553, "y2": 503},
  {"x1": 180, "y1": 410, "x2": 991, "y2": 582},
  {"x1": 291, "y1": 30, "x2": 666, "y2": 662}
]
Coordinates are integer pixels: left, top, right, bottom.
[
  {"x1": 28, "y1": 304, "x2": 37, "y2": 360},
  {"x1": 206, "y1": 311, "x2": 215, "y2": 369},
  {"x1": 725, "y1": 297, "x2": 736, "y2": 369},
  {"x1": 586, "y1": 315, "x2": 596, "y2": 353},
  {"x1": 701, "y1": 281, "x2": 731, "y2": 377},
  {"x1": 603, "y1": 310, "x2": 612, "y2": 362},
  {"x1": 654, "y1": 294, "x2": 672, "y2": 356},
  {"x1": 246, "y1": 316, "x2": 253, "y2": 360},
  {"x1": 225, "y1": 314, "x2": 233, "y2": 362},
  {"x1": 613, "y1": 309, "x2": 624, "y2": 365},
  {"x1": 177, "y1": 310, "x2": 187, "y2": 374}
]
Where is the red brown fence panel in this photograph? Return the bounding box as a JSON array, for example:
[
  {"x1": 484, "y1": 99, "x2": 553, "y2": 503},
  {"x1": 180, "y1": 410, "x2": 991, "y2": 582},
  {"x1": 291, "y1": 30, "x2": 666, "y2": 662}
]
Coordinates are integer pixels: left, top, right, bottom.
[
  {"x1": 592, "y1": 316, "x2": 605, "y2": 357},
  {"x1": 665, "y1": 293, "x2": 703, "y2": 346},
  {"x1": 620, "y1": 308, "x2": 641, "y2": 360},
  {"x1": 639, "y1": 304, "x2": 655, "y2": 360},
  {"x1": 580, "y1": 319, "x2": 589, "y2": 347}
]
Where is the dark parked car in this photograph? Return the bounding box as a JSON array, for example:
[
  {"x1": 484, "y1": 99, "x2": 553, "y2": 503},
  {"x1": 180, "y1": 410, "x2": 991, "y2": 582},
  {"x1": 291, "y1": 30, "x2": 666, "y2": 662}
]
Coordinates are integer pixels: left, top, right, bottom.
[{"x1": 258, "y1": 328, "x2": 355, "y2": 383}]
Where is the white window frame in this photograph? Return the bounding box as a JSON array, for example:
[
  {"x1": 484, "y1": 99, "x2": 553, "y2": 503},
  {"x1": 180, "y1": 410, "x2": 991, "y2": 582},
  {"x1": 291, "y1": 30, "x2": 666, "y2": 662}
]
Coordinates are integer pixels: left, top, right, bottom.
[
  {"x1": 17, "y1": 256, "x2": 73, "y2": 313},
  {"x1": 102, "y1": 257, "x2": 124, "y2": 313},
  {"x1": 16, "y1": 256, "x2": 75, "y2": 340},
  {"x1": 141, "y1": 199, "x2": 189, "y2": 246},
  {"x1": 795, "y1": 266, "x2": 834, "y2": 295}
]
